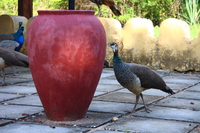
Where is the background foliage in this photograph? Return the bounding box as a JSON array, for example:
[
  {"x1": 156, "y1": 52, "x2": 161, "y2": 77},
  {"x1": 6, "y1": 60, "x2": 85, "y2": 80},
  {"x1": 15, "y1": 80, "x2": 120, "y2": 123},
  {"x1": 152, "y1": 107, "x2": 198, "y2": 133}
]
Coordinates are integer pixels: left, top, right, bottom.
[
  {"x1": 0, "y1": 0, "x2": 199, "y2": 26},
  {"x1": 178, "y1": 0, "x2": 200, "y2": 25}
]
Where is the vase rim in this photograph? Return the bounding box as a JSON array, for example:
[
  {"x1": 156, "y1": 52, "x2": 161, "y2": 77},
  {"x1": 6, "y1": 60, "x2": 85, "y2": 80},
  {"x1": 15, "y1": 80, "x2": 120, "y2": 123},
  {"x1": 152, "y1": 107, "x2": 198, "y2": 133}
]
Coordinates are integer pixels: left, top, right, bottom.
[{"x1": 37, "y1": 10, "x2": 95, "y2": 15}]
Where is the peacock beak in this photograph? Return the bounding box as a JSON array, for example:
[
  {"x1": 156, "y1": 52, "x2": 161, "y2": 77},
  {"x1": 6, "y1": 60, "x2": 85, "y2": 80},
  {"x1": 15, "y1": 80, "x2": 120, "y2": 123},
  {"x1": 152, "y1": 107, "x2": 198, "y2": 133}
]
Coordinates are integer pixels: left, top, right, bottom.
[{"x1": 107, "y1": 43, "x2": 112, "y2": 46}]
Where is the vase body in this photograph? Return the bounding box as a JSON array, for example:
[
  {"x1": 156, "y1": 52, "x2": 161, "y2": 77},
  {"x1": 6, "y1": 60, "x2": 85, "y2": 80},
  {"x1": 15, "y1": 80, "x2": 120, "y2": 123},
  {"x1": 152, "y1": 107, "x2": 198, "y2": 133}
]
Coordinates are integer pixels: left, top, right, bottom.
[{"x1": 27, "y1": 10, "x2": 106, "y2": 121}]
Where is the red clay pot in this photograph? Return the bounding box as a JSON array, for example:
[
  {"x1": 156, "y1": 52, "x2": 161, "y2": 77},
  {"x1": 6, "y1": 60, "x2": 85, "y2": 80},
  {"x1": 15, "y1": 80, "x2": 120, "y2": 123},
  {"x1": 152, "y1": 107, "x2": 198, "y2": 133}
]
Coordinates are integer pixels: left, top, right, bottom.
[{"x1": 27, "y1": 10, "x2": 106, "y2": 121}]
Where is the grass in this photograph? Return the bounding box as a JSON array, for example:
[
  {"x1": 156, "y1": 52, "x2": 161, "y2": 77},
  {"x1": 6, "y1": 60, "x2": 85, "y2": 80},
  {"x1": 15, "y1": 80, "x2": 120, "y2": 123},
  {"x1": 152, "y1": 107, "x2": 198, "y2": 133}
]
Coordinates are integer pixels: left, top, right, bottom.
[
  {"x1": 190, "y1": 24, "x2": 200, "y2": 38},
  {"x1": 154, "y1": 24, "x2": 200, "y2": 39},
  {"x1": 154, "y1": 25, "x2": 160, "y2": 37}
]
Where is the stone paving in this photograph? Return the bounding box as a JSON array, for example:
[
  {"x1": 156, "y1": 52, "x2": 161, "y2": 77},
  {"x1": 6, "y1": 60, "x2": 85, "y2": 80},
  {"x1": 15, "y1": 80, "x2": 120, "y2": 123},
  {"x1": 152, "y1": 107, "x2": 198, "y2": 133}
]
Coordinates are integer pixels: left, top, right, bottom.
[{"x1": 0, "y1": 67, "x2": 200, "y2": 133}]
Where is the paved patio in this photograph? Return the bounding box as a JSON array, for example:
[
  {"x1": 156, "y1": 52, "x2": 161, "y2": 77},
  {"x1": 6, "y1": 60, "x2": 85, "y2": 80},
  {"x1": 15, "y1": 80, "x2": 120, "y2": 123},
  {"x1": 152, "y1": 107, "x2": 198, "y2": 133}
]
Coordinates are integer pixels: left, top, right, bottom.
[{"x1": 0, "y1": 67, "x2": 200, "y2": 133}]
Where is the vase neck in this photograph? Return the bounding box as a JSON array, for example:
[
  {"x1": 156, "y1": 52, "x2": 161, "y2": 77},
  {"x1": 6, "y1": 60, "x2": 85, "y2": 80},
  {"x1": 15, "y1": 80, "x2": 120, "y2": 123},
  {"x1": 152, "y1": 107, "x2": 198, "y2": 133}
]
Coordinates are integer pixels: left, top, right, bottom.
[{"x1": 37, "y1": 10, "x2": 95, "y2": 16}]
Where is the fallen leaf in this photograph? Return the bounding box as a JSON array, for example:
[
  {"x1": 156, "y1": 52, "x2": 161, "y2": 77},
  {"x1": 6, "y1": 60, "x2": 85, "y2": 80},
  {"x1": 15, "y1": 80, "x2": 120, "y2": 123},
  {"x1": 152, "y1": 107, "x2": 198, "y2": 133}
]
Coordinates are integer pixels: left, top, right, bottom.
[
  {"x1": 50, "y1": 125, "x2": 56, "y2": 129},
  {"x1": 22, "y1": 113, "x2": 29, "y2": 116},
  {"x1": 190, "y1": 102, "x2": 194, "y2": 105}
]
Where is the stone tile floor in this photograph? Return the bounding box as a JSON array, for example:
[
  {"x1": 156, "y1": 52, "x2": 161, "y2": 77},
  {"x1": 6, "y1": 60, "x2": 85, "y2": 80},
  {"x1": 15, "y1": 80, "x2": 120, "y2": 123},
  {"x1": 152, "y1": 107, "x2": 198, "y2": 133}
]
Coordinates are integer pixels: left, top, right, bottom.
[{"x1": 0, "y1": 66, "x2": 199, "y2": 133}]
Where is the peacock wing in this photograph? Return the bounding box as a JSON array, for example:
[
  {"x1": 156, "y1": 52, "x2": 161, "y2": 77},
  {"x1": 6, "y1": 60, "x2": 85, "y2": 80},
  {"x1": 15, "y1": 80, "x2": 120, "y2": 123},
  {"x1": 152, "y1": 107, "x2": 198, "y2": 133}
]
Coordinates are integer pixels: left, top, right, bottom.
[
  {"x1": 128, "y1": 63, "x2": 167, "y2": 89},
  {"x1": 0, "y1": 47, "x2": 28, "y2": 67},
  {"x1": 0, "y1": 34, "x2": 14, "y2": 41},
  {"x1": 14, "y1": 52, "x2": 29, "y2": 67},
  {"x1": 0, "y1": 40, "x2": 19, "y2": 50},
  {"x1": 102, "y1": 0, "x2": 114, "y2": 6}
]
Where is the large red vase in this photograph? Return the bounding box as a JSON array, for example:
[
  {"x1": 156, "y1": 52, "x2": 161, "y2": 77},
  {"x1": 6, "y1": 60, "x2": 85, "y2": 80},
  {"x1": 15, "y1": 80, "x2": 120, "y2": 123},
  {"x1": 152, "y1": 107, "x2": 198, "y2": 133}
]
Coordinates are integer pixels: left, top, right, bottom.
[{"x1": 27, "y1": 10, "x2": 106, "y2": 121}]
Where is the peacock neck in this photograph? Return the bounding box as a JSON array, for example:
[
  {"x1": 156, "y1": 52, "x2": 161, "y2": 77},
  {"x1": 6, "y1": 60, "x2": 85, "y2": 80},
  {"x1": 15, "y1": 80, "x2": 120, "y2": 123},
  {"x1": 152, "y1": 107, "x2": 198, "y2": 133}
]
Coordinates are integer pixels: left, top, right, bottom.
[
  {"x1": 12, "y1": 27, "x2": 24, "y2": 41},
  {"x1": 113, "y1": 50, "x2": 123, "y2": 64}
]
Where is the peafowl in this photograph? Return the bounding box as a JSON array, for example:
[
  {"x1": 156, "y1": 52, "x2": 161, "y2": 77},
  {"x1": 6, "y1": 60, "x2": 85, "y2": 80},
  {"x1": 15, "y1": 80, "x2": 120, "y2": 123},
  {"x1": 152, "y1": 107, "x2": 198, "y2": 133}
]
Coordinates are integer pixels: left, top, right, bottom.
[
  {"x1": 14, "y1": 22, "x2": 24, "y2": 52},
  {"x1": 104, "y1": 60, "x2": 109, "y2": 68},
  {"x1": 0, "y1": 22, "x2": 25, "y2": 75},
  {"x1": 108, "y1": 42, "x2": 175, "y2": 113},
  {"x1": 0, "y1": 58, "x2": 5, "y2": 84},
  {"x1": 0, "y1": 22, "x2": 24, "y2": 49},
  {"x1": 0, "y1": 47, "x2": 29, "y2": 85},
  {"x1": 90, "y1": 0, "x2": 121, "y2": 16}
]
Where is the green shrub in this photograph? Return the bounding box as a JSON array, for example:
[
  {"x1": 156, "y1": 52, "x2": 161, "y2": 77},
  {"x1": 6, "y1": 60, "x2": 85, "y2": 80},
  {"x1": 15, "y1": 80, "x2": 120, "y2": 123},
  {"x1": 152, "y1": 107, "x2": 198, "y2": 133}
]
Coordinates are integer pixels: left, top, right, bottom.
[{"x1": 0, "y1": 0, "x2": 18, "y2": 15}]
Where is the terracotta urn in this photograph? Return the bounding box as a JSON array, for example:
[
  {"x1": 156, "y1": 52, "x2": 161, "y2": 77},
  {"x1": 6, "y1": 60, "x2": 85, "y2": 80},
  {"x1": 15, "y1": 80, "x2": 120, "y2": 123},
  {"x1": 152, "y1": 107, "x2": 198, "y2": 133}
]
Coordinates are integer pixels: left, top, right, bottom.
[{"x1": 27, "y1": 10, "x2": 106, "y2": 121}]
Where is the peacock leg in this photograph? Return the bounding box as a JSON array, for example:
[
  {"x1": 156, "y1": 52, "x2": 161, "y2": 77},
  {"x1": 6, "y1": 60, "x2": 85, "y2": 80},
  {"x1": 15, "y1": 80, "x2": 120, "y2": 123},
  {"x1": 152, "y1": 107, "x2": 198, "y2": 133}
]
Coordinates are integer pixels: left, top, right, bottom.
[
  {"x1": 132, "y1": 95, "x2": 140, "y2": 112},
  {"x1": 140, "y1": 93, "x2": 152, "y2": 113},
  {"x1": 11, "y1": 66, "x2": 19, "y2": 76},
  {"x1": 0, "y1": 68, "x2": 5, "y2": 86},
  {"x1": 97, "y1": 4, "x2": 101, "y2": 17}
]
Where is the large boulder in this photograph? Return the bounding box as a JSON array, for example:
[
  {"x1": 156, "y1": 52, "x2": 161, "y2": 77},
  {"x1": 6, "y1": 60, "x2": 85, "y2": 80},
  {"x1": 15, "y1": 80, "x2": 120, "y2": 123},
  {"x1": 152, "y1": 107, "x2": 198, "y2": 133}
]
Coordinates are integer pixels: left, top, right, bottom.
[
  {"x1": 0, "y1": 15, "x2": 27, "y2": 34},
  {"x1": 159, "y1": 18, "x2": 190, "y2": 52}
]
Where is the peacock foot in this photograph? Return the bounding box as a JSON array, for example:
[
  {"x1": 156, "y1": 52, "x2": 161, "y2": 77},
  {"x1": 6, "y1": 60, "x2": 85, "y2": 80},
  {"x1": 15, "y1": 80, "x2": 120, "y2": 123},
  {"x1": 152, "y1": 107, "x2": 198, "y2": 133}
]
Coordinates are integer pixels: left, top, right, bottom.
[{"x1": 143, "y1": 106, "x2": 152, "y2": 113}]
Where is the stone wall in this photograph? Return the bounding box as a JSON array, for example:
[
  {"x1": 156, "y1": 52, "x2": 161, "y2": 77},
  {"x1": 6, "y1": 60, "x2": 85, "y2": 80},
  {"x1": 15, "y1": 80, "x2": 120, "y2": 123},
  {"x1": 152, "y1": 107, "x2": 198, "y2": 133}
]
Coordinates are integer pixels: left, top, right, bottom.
[
  {"x1": 0, "y1": 14, "x2": 200, "y2": 72},
  {"x1": 100, "y1": 17, "x2": 200, "y2": 72}
]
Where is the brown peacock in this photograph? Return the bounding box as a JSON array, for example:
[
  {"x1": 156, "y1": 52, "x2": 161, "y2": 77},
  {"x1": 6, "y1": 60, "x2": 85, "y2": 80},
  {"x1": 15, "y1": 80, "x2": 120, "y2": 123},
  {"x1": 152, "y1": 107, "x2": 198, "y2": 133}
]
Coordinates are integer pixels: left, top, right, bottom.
[
  {"x1": 0, "y1": 47, "x2": 29, "y2": 85},
  {"x1": 90, "y1": 0, "x2": 121, "y2": 16},
  {"x1": 108, "y1": 42, "x2": 175, "y2": 113}
]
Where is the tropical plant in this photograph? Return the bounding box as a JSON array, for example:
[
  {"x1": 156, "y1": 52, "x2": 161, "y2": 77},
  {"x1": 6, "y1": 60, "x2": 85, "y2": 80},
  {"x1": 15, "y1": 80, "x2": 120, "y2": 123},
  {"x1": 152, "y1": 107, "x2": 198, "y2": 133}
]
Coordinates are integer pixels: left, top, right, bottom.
[
  {"x1": 179, "y1": 0, "x2": 200, "y2": 25},
  {"x1": 33, "y1": 0, "x2": 61, "y2": 16}
]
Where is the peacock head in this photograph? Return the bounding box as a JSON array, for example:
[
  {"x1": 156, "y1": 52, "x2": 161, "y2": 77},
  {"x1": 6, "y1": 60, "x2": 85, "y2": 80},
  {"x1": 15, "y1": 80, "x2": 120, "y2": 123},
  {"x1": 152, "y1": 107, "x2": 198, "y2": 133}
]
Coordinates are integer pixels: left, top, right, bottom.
[
  {"x1": 19, "y1": 22, "x2": 23, "y2": 27},
  {"x1": 107, "y1": 43, "x2": 118, "y2": 52}
]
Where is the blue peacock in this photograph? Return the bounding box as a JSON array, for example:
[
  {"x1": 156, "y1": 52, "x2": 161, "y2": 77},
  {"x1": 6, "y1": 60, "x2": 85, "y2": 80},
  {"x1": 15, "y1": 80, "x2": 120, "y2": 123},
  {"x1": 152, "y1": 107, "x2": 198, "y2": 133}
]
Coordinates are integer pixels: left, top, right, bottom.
[
  {"x1": 0, "y1": 22, "x2": 26, "y2": 79},
  {"x1": 14, "y1": 22, "x2": 24, "y2": 52},
  {"x1": 0, "y1": 22, "x2": 24, "y2": 51}
]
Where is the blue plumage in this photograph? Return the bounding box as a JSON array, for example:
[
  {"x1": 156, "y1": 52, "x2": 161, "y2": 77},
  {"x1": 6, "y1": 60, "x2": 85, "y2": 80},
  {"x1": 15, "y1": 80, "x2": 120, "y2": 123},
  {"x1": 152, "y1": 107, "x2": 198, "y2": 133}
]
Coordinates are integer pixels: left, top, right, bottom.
[
  {"x1": 12, "y1": 24, "x2": 24, "y2": 52},
  {"x1": 0, "y1": 22, "x2": 25, "y2": 76},
  {"x1": 14, "y1": 32, "x2": 24, "y2": 52}
]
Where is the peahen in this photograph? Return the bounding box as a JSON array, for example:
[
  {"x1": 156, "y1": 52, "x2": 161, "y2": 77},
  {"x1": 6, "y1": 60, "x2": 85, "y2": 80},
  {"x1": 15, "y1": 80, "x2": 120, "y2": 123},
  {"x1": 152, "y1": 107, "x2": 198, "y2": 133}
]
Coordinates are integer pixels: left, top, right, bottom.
[
  {"x1": 90, "y1": 0, "x2": 121, "y2": 16},
  {"x1": 0, "y1": 47, "x2": 29, "y2": 85},
  {"x1": 108, "y1": 42, "x2": 175, "y2": 113}
]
